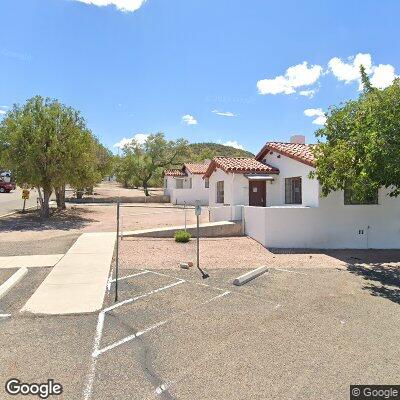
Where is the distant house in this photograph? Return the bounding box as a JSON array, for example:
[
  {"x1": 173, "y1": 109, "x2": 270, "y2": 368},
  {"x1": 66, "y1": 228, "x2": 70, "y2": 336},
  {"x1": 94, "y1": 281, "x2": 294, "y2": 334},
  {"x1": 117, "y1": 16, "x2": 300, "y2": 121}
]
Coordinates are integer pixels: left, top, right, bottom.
[
  {"x1": 164, "y1": 162, "x2": 210, "y2": 205},
  {"x1": 206, "y1": 135, "x2": 400, "y2": 249}
]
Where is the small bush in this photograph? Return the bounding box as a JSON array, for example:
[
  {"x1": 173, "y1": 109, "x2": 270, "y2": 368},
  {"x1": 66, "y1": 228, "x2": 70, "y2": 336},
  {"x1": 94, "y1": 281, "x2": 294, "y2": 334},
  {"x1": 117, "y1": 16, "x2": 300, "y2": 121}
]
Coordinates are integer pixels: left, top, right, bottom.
[{"x1": 174, "y1": 230, "x2": 191, "y2": 243}]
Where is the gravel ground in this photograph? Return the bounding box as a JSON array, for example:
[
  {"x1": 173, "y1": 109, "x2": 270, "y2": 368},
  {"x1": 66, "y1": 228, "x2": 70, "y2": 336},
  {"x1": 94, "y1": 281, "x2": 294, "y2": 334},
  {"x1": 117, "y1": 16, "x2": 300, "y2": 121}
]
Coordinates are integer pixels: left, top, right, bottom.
[{"x1": 119, "y1": 236, "x2": 349, "y2": 270}]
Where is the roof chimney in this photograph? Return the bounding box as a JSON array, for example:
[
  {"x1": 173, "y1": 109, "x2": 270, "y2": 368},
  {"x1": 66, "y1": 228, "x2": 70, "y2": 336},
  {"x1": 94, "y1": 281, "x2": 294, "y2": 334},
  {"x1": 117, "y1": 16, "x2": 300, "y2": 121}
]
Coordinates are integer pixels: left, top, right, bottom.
[{"x1": 290, "y1": 135, "x2": 306, "y2": 144}]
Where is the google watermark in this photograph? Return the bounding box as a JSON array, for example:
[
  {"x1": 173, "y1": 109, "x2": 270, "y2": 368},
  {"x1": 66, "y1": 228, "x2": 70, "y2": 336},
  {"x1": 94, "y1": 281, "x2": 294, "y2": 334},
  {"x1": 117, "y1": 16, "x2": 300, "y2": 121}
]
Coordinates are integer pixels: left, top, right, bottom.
[
  {"x1": 5, "y1": 378, "x2": 63, "y2": 399},
  {"x1": 350, "y1": 385, "x2": 400, "y2": 400}
]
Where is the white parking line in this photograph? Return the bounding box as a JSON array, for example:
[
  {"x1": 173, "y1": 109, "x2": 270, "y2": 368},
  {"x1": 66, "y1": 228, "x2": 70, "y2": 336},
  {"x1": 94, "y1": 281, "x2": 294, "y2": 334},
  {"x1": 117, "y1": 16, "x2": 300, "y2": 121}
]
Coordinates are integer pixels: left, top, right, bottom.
[
  {"x1": 147, "y1": 270, "x2": 227, "y2": 292},
  {"x1": 103, "y1": 279, "x2": 185, "y2": 313},
  {"x1": 0, "y1": 267, "x2": 28, "y2": 299},
  {"x1": 109, "y1": 270, "x2": 150, "y2": 283},
  {"x1": 83, "y1": 278, "x2": 186, "y2": 399},
  {"x1": 94, "y1": 290, "x2": 231, "y2": 358},
  {"x1": 274, "y1": 268, "x2": 308, "y2": 275},
  {"x1": 0, "y1": 313, "x2": 11, "y2": 318}
]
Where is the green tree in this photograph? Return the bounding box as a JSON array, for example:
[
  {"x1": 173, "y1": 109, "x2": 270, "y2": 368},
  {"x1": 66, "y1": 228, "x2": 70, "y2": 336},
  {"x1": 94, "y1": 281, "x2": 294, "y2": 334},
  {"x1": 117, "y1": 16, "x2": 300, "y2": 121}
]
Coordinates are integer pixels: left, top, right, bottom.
[
  {"x1": 117, "y1": 133, "x2": 189, "y2": 195},
  {"x1": 311, "y1": 67, "x2": 400, "y2": 201},
  {"x1": 0, "y1": 96, "x2": 109, "y2": 216}
]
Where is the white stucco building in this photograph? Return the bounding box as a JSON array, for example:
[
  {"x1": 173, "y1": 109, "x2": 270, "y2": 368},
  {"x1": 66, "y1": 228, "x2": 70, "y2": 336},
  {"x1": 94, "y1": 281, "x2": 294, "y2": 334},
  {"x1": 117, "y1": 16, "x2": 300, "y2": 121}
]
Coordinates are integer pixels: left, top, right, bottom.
[
  {"x1": 206, "y1": 136, "x2": 400, "y2": 249},
  {"x1": 164, "y1": 162, "x2": 210, "y2": 205}
]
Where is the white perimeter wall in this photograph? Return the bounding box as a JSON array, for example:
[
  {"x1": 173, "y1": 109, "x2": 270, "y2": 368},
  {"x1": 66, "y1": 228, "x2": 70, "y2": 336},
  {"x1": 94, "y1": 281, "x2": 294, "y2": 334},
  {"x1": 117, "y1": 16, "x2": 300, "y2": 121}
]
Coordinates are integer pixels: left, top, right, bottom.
[
  {"x1": 211, "y1": 188, "x2": 400, "y2": 249},
  {"x1": 165, "y1": 174, "x2": 209, "y2": 205}
]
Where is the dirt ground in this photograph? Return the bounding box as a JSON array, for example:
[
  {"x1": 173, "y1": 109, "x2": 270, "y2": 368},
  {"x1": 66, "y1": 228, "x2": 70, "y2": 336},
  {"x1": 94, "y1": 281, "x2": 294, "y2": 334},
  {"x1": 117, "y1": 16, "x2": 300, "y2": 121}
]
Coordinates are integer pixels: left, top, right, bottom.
[
  {"x1": 65, "y1": 182, "x2": 164, "y2": 201},
  {"x1": 118, "y1": 236, "x2": 400, "y2": 271},
  {"x1": 0, "y1": 203, "x2": 208, "y2": 243}
]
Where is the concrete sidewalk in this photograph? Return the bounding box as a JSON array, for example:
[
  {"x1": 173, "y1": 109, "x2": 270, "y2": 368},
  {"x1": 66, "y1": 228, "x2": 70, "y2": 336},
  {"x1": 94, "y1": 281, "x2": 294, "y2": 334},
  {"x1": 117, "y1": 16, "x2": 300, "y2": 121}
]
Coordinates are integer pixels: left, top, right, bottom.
[
  {"x1": 22, "y1": 233, "x2": 116, "y2": 315},
  {"x1": 0, "y1": 254, "x2": 64, "y2": 269}
]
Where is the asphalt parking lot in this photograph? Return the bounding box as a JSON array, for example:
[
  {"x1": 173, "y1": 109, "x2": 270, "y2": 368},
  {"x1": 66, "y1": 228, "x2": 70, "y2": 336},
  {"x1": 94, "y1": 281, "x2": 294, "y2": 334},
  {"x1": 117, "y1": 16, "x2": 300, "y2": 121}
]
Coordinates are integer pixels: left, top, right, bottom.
[{"x1": 1, "y1": 263, "x2": 400, "y2": 399}]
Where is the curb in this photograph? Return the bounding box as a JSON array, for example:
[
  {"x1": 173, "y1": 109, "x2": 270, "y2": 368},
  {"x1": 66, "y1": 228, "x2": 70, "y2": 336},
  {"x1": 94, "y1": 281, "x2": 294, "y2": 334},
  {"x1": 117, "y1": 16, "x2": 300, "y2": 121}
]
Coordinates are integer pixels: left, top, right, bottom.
[
  {"x1": 0, "y1": 205, "x2": 37, "y2": 219},
  {"x1": 0, "y1": 267, "x2": 28, "y2": 299},
  {"x1": 233, "y1": 266, "x2": 268, "y2": 286}
]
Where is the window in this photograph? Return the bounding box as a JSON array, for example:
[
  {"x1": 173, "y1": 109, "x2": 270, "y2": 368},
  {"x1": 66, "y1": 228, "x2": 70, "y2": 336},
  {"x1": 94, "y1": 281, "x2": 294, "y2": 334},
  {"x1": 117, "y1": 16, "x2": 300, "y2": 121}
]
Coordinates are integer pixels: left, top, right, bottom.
[
  {"x1": 285, "y1": 177, "x2": 302, "y2": 204},
  {"x1": 164, "y1": 178, "x2": 168, "y2": 189},
  {"x1": 216, "y1": 181, "x2": 224, "y2": 203},
  {"x1": 205, "y1": 178, "x2": 209, "y2": 188},
  {"x1": 344, "y1": 188, "x2": 378, "y2": 205},
  {"x1": 175, "y1": 179, "x2": 183, "y2": 189},
  {"x1": 189, "y1": 178, "x2": 192, "y2": 189}
]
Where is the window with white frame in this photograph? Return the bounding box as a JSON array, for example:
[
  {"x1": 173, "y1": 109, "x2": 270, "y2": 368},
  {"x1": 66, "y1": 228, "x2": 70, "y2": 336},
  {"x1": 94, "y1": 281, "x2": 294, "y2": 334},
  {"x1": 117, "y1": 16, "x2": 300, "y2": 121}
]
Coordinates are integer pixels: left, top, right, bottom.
[
  {"x1": 175, "y1": 179, "x2": 184, "y2": 189},
  {"x1": 285, "y1": 177, "x2": 302, "y2": 204},
  {"x1": 216, "y1": 181, "x2": 224, "y2": 203},
  {"x1": 164, "y1": 178, "x2": 168, "y2": 188},
  {"x1": 205, "y1": 178, "x2": 209, "y2": 188}
]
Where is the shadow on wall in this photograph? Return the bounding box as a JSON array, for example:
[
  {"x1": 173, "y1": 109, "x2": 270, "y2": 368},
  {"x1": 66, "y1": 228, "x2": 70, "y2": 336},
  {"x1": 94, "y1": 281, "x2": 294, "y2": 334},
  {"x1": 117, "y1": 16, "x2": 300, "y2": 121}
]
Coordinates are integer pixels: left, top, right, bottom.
[{"x1": 269, "y1": 248, "x2": 400, "y2": 305}]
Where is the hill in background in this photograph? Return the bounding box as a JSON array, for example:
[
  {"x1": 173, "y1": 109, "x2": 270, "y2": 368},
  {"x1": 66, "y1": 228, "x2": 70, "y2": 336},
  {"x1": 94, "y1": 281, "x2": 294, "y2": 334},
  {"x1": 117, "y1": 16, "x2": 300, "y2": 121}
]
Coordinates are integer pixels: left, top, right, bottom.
[{"x1": 188, "y1": 142, "x2": 254, "y2": 162}]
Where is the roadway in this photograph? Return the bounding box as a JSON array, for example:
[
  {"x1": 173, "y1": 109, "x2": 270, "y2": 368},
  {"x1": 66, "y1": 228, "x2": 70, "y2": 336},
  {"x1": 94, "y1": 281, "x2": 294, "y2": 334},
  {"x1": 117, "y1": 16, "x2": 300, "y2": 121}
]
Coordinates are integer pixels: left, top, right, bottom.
[{"x1": 0, "y1": 188, "x2": 39, "y2": 216}]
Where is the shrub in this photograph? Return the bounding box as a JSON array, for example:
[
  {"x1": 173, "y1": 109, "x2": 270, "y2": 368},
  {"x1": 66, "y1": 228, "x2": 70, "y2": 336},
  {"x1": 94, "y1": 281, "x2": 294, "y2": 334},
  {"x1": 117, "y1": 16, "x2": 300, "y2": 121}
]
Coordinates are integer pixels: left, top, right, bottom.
[{"x1": 174, "y1": 230, "x2": 191, "y2": 243}]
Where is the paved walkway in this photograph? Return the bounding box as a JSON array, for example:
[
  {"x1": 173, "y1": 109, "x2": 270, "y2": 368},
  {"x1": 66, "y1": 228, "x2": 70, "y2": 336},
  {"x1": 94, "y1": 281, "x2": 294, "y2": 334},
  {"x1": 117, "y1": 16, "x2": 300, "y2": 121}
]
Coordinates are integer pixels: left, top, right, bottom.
[
  {"x1": 22, "y1": 232, "x2": 116, "y2": 315},
  {"x1": 0, "y1": 254, "x2": 64, "y2": 269}
]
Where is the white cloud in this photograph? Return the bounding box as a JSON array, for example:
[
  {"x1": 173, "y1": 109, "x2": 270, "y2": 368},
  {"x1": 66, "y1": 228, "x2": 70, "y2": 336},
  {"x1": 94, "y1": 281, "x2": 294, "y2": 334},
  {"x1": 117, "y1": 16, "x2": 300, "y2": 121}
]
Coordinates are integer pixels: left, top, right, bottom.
[
  {"x1": 222, "y1": 140, "x2": 245, "y2": 150},
  {"x1": 182, "y1": 114, "x2": 197, "y2": 125},
  {"x1": 113, "y1": 133, "x2": 149, "y2": 149},
  {"x1": 212, "y1": 110, "x2": 236, "y2": 117},
  {"x1": 0, "y1": 110, "x2": 5, "y2": 115},
  {"x1": 329, "y1": 53, "x2": 397, "y2": 90},
  {"x1": 328, "y1": 53, "x2": 372, "y2": 85},
  {"x1": 257, "y1": 62, "x2": 322, "y2": 95},
  {"x1": 299, "y1": 89, "x2": 316, "y2": 98},
  {"x1": 304, "y1": 108, "x2": 327, "y2": 125},
  {"x1": 370, "y1": 64, "x2": 397, "y2": 89},
  {"x1": 73, "y1": 0, "x2": 146, "y2": 12},
  {"x1": 0, "y1": 105, "x2": 8, "y2": 115}
]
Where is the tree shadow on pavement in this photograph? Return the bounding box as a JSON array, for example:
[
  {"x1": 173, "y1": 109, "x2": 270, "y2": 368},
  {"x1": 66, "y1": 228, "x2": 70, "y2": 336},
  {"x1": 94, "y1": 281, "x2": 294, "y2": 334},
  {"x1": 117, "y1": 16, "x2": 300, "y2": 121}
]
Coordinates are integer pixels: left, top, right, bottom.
[
  {"x1": 269, "y1": 248, "x2": 400, "y2": 305},
  {"x1": 0, "y1": 208, "x2": 98, "y2": 232},
  {"x1": 346, "y1": 263, "x2": 400, "y2": 305}
]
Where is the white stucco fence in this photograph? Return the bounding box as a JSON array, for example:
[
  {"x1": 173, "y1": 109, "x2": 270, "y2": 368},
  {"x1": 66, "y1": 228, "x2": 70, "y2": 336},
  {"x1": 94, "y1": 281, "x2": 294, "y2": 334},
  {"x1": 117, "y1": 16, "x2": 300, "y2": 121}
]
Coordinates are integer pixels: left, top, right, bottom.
[{"x1": 210, "y1": 188, "x2": 400, "y2": 249}]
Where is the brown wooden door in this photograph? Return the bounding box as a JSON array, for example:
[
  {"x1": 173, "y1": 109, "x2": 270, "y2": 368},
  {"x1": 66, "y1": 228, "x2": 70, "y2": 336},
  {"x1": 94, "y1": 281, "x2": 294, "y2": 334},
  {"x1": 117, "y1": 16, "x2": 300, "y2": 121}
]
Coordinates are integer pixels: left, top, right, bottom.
[{"x1": 249, "y1": 180, "x2": 266, "y2": 207}]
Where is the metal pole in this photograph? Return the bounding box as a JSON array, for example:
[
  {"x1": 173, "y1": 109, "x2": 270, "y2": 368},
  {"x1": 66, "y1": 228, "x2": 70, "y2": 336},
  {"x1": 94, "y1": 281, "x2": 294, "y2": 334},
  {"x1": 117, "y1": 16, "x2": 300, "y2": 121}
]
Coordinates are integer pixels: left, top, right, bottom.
[
  {"x1": 196, "y1": 213, "x2": 199, "y2": 271},
  {"x1": 184, "y1": 202, "x2": 187, "y2": 231},
  {"x1": 115, "y1": 199, "x2": 120, "y2": 302},
  {"x1": 196, "y1": 205, "x2": 209, "y2": 279}
]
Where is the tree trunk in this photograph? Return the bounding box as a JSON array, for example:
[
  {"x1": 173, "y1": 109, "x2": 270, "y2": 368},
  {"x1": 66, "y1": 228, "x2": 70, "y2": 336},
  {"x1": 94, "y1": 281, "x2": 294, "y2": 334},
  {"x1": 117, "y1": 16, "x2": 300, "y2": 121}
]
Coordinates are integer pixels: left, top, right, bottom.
[
  {"x1": 55, "y1": 186, "x2": 66, "y2": 210},
  {"x1": 41, "y1": 188, "x2": 52, "y2": 218},
  {"x1": 143, "y1": 181, "x2": 149, "y2": 196}
]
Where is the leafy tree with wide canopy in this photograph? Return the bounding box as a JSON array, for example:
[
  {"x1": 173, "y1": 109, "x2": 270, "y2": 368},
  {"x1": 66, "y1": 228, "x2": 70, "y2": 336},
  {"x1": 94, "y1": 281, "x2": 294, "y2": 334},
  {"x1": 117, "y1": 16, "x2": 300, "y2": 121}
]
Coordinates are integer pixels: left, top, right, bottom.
[
  {"x1": 311, "y1": 68, "x2": 400, "y2": 202},
  {"x1": 117, "y1": 133, "x2": 189, "y2": 195},
  {"x1": 0, "y1": 96, "x2": 111, "y2": 217}
]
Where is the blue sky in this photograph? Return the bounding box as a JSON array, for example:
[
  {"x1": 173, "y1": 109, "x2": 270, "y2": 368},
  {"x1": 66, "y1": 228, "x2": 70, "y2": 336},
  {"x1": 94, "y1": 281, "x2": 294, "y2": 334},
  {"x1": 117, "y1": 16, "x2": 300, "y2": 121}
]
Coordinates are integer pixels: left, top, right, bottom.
[{"x1": 0, "y1": 0, "x2": 399, "y2": 154}]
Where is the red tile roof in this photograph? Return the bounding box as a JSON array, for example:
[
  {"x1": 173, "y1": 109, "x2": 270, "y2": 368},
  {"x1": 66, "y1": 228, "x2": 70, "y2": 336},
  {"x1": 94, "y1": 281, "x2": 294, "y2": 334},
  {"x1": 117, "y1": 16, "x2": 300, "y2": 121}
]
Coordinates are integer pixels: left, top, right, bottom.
[
  {"x1": 204, "y1": 157, "x2": 279, "y2": 178},
  {"x1": 164, "y1": 169, "x2": 186, "y2": 177},
  {"x1": 255, "y1": 142, "x2": 316, "y2": 167},
  {"x1": 184, "y1": 162, "x2": 210, "y2": 175}
]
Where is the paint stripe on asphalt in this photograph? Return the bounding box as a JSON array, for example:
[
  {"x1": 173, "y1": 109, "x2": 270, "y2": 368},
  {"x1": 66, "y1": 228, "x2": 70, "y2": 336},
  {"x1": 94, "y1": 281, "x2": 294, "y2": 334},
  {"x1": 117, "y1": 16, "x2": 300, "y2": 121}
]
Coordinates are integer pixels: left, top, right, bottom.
[
  {"x1": 0, "y1": 267, "x2": 28, "y2": 299},
  {"x1": 102, "y1": 279, "x2": 185, "y2": 313}
]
